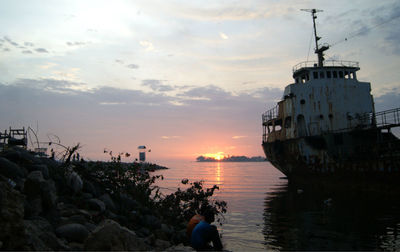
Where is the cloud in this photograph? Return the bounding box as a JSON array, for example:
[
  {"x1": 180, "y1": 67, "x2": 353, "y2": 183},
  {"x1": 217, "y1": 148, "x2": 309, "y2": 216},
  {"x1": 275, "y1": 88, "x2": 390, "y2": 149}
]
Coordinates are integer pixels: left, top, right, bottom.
[
  {"x1": 139, "y1": 41, "x2": 154, "y2": 51},
  {"x1": 115, "y1": 59, "x2": 124, "y2": 64},
  {"x1": 142, "y1": 79, "x2": 175, "y2": 92},
  {"x1": 22, "y1": 50, "x2": 33, "y2": 54},
  {"x1": 66, "y1": 41, "x2": 87, "y2": 46},
  {"x1": 161, "y1": 136, "x2": 181, "y2": 140},
  {"x1": 24, "y1": 42, "x2": 34, "y2": 47},
  {"x1": 35, "y1": 48, "x2": 49, "y2": 53},
  {"x1": 127, "y1": 64, "x2": 139, "y2": 69},
  {"x1": 232, "y1": 136, "x2": 247, "y2": 139},
  {"x1": 219, "y1": 32, "x2": 229, "y2": 40},
  {"x1": 4, "y1": 36, "x2": 18, "y2": 47},
  {"x1": 3, "y1": 48, "x2": 10, "y2": 52}
]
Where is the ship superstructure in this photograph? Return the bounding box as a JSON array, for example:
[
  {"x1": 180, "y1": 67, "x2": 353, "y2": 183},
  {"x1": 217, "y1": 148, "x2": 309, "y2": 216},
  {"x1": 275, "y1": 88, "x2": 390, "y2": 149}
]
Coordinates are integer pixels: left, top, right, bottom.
[{"x1": 262, "y1": 9, "x2": 400, "y2": 179}]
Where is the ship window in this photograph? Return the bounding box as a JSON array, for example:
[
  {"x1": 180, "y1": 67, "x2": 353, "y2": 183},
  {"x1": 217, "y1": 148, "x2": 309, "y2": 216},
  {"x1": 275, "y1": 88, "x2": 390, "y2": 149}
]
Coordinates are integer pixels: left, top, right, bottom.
[
  {"x1": 306, "y1": 74, "x2": 310, "y2": 81},
  {"x1": 274, "y1": 125, "x2": 281, "y2": 131},
  {"x1": 333, "y1": 71, "x2": 338, "y2": 78},
  {"x1": 319, "y1": 71, "x2": 325, "y2": 78},
  {"x1": 327, "y1": 71, "x2": 331, "y2": 78},
  {"x1": 284, "y1": 116, "x2": 292, "y2": 128},
  {"x1": 339, "y1": 71, "x2": 344, "y2": 78},
  {"x1": 300, "y1": 99, "x2": 305, "y2": 105},
  {"x1": 345, "y1": 71, "x2": 349, "y2": 79},
  {"x1": 319, "y1": 114, "x2": 324, "y2": 119},
  {"x1": 313, "y1": 72, "x2": 318, "y2": 79}
]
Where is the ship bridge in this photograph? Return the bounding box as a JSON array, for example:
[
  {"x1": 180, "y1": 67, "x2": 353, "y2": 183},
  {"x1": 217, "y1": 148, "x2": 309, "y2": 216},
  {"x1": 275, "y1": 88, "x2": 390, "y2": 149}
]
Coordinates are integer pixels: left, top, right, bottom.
[{"x1": 292, "y1": 60, "x2": 360, "y2": 84}]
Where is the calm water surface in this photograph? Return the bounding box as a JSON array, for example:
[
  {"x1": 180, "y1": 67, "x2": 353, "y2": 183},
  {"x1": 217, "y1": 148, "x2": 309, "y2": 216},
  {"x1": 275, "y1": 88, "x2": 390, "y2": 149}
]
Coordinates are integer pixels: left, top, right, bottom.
[{"x1": 154, "y1": 160, "x2": 400, "y2": 251}]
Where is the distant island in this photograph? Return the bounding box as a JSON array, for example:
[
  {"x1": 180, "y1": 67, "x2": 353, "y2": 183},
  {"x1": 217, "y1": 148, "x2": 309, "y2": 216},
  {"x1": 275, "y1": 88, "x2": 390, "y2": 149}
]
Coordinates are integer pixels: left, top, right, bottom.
[{"x1": 196, "y1": 155, "x2": 267, "y2": 162}]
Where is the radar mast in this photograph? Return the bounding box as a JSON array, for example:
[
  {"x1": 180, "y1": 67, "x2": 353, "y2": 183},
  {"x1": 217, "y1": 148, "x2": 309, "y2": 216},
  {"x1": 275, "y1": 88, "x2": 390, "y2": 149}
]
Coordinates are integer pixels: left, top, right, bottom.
[{"x1": 301, "y1": 8, "x2": 329, "y2": 67}]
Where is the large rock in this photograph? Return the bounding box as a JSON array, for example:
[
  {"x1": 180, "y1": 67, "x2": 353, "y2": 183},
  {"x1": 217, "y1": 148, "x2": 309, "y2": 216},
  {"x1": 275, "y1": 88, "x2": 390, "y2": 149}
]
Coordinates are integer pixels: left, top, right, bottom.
[
  {"x1": 24, "y1": 171, "x2": 57, "y2": 216},
  {"x1": 24, "y1": 217, "x2": 69, "y2": 251},
  {"x1": 118, "y1": 193, "x2": 140, "y2": 211},
  {"x1": 27, "y1": 164, "x2": 49, "y2": 179},
  {"x1": 143, "y1": 214, "x2": 162, "y2": 229},
  {"x1": 83, "y1": 180, "x2": 98, "y2": 197},
  {"x1": 0, "y1": 176, "x2": 27, "y2": 250},
  {"x1": 55, "y1": 223, "x2": 89, "y2": 243},
  {"x1": 84, "y1": 219, "x2": 149, "y2": 251},
  {"x1": 86, "y1": 198, "x2": 106, "y2": 212},
  {"x1": 0, "y1": 157, "x2": 25, "y2": 180},
  {"x1": 66, "y1": 171, "x2": 83, "y2": 194},
  {"x1": 99, "y1": 193, "x2": 116, "y2": 212}
]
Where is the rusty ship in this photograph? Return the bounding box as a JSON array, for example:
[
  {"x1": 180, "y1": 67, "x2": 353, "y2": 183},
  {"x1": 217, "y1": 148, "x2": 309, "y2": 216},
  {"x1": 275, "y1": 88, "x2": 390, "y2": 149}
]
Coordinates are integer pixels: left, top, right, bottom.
[{"x1": 262, "y1": 9, "x2": 400, "y2": 183}]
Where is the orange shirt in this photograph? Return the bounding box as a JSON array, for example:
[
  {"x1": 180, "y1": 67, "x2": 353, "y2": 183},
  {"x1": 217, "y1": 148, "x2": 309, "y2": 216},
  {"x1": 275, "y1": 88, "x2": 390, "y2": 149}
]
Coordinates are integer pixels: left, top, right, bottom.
[{"x1": 186, "y1": 214, "x2": 205, "y2": 237}]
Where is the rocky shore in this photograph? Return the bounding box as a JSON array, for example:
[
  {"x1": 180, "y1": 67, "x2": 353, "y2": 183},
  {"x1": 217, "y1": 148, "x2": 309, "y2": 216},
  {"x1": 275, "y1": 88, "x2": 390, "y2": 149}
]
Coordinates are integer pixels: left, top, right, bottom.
[{"x1": 0, "y1": 147, "x2": 210, "y2": 251}]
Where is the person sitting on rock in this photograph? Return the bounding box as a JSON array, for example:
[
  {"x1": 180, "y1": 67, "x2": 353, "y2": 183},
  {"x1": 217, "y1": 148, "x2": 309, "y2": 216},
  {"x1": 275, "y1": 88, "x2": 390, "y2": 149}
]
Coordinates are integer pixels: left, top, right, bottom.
[{"x1": 190, "y1": 207, "x2": 223, "y2": 251}]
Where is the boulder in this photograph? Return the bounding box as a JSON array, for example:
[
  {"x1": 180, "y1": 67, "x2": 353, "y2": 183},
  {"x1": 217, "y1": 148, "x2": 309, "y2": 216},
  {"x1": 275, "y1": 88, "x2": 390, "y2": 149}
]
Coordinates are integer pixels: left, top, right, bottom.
[
  {"x1": 154, "y1": 239, "x2": 172, "y2": 250},
  {"x1": 99, "y1": 193, "x2": 116, "y2": 212},
  {"x1": 0, "y1": 157, "x2": 25, "y2": 180},
  {"x1": 27, "y1": 164, "x2": 49, "y2": 179},
  {"x1": 55, "y1": 223, "x2": 89, "y2": 243},
  {"x1": 118, "y1": 193, "x2": 140, "y2": 211},
  {"x1": 84, "y1": 219, "x2": 149, "y2": 251},
  {"x1": 83, "y1": 180, "x2": 98, "y2": 197},
  {"x1": 24, "y1": 171, "x2": 57, "y2": 215},
  {"x1": 0, "y1": 176, "x2": 27, "y2": 250},
  {"x1": 165, "y1": 243, "x2": 195, "y2": 251},
  {"x1": 86, "y1": 198, "x2": 106, "y2": 212},
  {"x1": 143, "y1": 214, "x2": 161, "y2": 229},
  {"x1": 66, "y1": 171, "x2": 83, "y2": 194},
  {"x1": 24, "y1": 217, "x2": 69, "y2": 251}
]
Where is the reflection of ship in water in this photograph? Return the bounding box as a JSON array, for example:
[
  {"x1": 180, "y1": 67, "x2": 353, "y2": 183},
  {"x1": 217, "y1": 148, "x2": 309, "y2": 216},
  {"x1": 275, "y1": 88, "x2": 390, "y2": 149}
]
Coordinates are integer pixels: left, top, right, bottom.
[{"x1": 263, "y1": 183, "x2": 400, "y2": 251}]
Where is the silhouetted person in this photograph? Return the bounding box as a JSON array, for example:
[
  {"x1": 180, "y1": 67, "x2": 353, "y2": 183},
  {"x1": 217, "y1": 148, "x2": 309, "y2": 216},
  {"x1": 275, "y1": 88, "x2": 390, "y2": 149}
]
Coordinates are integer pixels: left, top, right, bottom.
[{"x1": 190, "y1": 207, "x2": 223, "y2": 251}]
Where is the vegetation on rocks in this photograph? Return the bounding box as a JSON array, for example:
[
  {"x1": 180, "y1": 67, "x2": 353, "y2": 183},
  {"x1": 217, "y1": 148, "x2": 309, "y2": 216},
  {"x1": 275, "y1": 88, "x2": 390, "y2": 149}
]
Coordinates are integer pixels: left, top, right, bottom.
[{"x1": 0, "y1": 145, "x2": 227, "y2": 250}]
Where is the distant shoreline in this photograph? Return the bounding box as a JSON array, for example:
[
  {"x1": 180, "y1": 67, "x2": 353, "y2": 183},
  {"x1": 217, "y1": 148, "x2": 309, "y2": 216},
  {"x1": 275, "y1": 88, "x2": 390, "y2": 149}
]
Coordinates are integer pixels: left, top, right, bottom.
[{"x1": 196, "y1": 155, "x2": 267, "y2": 162}]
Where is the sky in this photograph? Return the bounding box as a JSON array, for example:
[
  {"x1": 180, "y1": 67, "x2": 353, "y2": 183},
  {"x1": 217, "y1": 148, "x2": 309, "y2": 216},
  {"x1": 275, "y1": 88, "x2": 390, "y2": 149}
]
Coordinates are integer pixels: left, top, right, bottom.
[{"x1": 1, "y1": 0, "x2": 400, "y2": 162}]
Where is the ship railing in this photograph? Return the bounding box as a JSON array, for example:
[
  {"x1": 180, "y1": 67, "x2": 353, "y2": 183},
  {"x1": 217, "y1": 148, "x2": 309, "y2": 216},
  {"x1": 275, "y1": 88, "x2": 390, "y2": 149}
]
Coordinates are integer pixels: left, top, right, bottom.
[
  {"x1": 262, "y1": 105, "x2": 279, "y2": 124},
  {"x1": 292, "y1": 60, "x2": 359, "y2": 73},
  {"x1": 372, "y1": 108, "x2": 400, "y2": 129},
  {"x1": 322, "y1": 108, "x2": 400, "y2": 134}
]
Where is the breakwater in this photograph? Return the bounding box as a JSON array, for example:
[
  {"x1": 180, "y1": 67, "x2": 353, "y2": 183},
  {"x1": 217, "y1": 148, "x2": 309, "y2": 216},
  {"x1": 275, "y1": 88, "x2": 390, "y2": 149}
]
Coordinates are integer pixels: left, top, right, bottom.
[{"x1": 0, "y1": 147, "x2": 225, "y2": 250}]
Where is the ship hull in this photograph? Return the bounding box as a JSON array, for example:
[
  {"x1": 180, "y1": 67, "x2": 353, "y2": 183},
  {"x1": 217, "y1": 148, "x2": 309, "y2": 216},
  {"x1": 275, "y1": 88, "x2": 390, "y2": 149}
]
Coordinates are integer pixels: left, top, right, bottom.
[{"x1": 262, "y1": 128, "x2": 400, "y2": 182}]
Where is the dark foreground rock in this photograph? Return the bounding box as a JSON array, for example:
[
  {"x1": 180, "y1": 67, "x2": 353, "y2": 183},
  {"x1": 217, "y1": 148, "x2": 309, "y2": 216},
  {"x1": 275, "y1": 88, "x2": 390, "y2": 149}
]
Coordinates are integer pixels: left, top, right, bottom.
[{"x1": 0, "y1": 147, "x2": 188, "y2": 250}]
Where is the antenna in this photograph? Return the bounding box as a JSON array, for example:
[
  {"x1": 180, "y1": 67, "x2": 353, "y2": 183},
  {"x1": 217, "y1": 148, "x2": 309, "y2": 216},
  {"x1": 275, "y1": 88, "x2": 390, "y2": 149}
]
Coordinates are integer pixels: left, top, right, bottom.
[{"x1": 301, "y1": 9, "x2": 329, "y2": 67}]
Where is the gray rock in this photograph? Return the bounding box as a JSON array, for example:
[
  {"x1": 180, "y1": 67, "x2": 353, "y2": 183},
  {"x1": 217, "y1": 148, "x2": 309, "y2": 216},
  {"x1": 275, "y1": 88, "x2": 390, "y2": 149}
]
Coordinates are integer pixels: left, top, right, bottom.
[
  {"x1": 55, "y1": 223, "x2": 89, "y2": 243},
  {"x1": 66, "y1": 171, "x2": 83, "y2": 194},
  {"x1": 24, "y1": 218, "x2": 69, "y2": 251},
  {"x1": 81, "y1": 192, "x2": 93, "y2": 200},
  {"x1": 144, "y1": 214, "x2": 161, "y2": 229},
  {"x1": 155, "y1": 239, "x2": 172, "y2": 250},
  {"x1": 83, "y1": 180, "x2": 97, "y2": 197},
  {"x1": 84, "y1": 219, "x2": 149, "y2": 251},
  {"x1": 99, "y1": 193, "x2": 116, "y2": 211},
  {"x1": 86, "y1": 198, "x2": 106, "y2": 212},
  {"x1": 0, "y1": 176, "x2": 27, "y2": 250},
  {"x1": 27, "y1": 164, "x2": 49, "y2": 179},
  {"x1": 24, "y1": 171, "x2": 57, "y2": 214},
  {"x1": 0, "y1": 157, "x2": 25, "y2": 179},
  {"x1": 166, "y1": 243, "x2": 195, "y2": 251},
  {"x1": 119, "y1": 193, "x2": 140, "y2": 211}
]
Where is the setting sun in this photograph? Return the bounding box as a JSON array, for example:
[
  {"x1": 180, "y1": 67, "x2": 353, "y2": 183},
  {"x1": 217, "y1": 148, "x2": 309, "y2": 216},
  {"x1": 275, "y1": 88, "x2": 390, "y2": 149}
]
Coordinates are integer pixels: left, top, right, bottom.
[{"x1": 203, "y1": 152, "x2": 226, "y2": 161}]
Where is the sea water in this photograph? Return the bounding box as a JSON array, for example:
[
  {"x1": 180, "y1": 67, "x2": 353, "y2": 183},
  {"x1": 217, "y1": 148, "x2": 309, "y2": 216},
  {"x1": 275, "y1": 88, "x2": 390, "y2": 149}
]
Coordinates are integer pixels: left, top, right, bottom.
[{"x1": 154, "y1": 160, "x2": 400, "y2": 251}]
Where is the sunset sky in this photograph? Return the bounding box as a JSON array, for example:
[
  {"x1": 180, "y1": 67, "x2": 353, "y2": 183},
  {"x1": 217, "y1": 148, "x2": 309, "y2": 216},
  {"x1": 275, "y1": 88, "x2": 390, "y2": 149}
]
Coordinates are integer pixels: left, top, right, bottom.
[{"x1": 1, "y1": 0, "x2": 400, "y2": 162}]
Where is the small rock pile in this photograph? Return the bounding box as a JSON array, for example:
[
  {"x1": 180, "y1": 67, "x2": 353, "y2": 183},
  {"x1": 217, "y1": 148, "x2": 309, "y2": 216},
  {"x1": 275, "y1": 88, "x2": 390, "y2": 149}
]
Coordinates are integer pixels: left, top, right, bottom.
[{"x1": 0, "y1": 147, "x2": 193, "y2": 251}]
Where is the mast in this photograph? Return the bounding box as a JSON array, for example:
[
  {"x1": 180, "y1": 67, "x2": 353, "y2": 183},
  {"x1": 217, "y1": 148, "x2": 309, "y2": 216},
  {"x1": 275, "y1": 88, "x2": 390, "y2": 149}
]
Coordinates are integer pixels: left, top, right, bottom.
[{"x1": 301, "y1": 9, "x2": 329, "y2": 67}]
